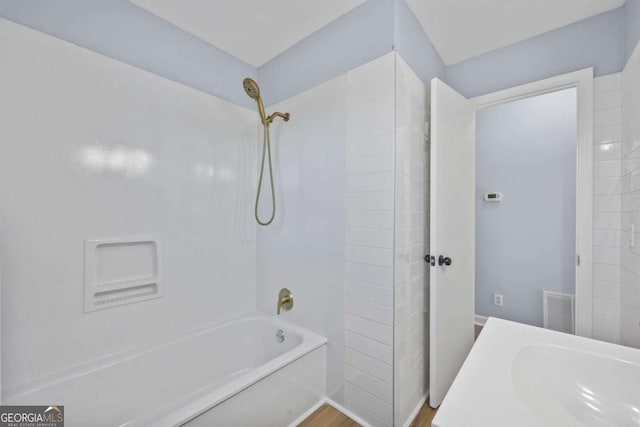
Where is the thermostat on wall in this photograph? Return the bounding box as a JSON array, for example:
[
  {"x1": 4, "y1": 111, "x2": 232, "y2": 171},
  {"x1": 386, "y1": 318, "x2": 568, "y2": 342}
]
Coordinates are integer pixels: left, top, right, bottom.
[{"x1": 484, "y1": 192, "x2": 502, "y2": 202}]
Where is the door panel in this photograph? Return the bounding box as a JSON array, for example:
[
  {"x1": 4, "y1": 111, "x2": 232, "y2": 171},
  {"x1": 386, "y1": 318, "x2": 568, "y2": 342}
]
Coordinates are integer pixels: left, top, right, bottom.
[{"x1": 429, "y1": 78, "x2": 476, "y2": 407}]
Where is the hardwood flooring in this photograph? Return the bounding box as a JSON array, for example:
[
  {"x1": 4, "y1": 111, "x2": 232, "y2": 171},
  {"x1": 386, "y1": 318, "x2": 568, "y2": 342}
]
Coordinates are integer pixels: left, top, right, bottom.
[
  {"x1": 409, "y1": 403, "x2": 438, "y2": 427},
  {"x1": 298, "y1": 402, "x2": 438, "y2": 427},
  {"x1": 298, "y1": 404, "x2": 360, "y2": 427}
]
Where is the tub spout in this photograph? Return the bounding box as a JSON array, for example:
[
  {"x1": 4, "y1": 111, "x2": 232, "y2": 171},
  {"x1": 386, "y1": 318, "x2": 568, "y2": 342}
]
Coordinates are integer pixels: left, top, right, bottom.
[{"x1": 277, "y1": 288, "x2": 293, "y2": 315}]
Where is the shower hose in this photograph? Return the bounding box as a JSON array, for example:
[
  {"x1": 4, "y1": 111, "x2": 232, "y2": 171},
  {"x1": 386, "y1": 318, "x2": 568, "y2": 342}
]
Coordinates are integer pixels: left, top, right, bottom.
[{"x1": 255, "y1": 124, "x2": 276, "y2": 226}]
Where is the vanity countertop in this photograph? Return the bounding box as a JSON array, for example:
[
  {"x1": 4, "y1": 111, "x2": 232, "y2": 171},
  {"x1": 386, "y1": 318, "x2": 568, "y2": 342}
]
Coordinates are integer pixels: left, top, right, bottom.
[{"x1": 433, "y1": 318, "x2": 640, "y2": 427}]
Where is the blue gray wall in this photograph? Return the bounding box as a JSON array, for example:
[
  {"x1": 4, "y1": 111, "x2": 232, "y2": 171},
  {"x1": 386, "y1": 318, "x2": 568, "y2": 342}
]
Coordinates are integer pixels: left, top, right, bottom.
[
  {"x1": 257, "y1": 0, "x2": 395, "y2": 106},
  {"x1": 393, "y1": 0, "x2": 445, "y2": 85},
  {"x1": 0, "y1": 0, "x2": 444, "y2": 108},
  {"x1": 259, "y1": 1, "x2": 635, "y2": 104},
  {"x1": 0, "y1": 0, "x2": 256, "y2": 108},
  {"x1": 626, "y1": 0, "x2": 640, "y2": 61},
  {"x1": 3, "y1": 0, "x2": 630, "y2": 109},
  {"x1": 258, "y1": 0, "x2": 446, "y2": 106},
  {"x1": 445, "y1": 8, "x2": 625, "y2": 98},
  {"x1": 475, "y1": 89, "x2": 577, "y2": 326}
]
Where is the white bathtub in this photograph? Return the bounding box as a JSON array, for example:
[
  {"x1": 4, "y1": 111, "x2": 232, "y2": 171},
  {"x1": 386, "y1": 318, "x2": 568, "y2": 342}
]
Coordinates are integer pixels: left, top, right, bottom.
[{"x1": 3, "y1": 314, "x2": 327, "y2": 426}]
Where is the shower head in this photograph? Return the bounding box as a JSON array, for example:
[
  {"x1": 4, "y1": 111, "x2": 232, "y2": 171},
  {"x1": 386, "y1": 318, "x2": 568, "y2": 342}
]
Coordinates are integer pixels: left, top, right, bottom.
[
  {"x1": 242, "y1": 77, "x2": 289, "y2": 126},
  {"x1": 242, "y1": 77, "x2": 267, "y2": 124},
  {"x1": 243, "y1": 78, "x2": 261, "y2": 100}
]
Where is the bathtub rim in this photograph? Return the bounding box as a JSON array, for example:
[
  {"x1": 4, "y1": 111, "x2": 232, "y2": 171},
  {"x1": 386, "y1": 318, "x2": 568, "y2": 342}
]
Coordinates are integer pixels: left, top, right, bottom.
[
  {"x1": 125, "y1": 316, "x2": 327, "y2": 426},
  {"x1": 136, "y1": 338, "x2": 327, "y2": 427},
  {"x1": 3, "y1": 312, "x2": 326, "y2": 411}
]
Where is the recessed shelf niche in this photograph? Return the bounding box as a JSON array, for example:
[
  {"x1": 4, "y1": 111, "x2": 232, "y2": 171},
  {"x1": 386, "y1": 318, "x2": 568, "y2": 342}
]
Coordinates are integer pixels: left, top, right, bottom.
[{"x1": 84, "y1": 236, "x2": 163, "y2": 312}]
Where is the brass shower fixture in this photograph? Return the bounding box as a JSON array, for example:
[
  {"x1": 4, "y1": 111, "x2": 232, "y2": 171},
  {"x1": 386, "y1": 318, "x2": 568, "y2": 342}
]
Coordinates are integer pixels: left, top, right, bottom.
[
  {"x1": 242, "y1": 78, "x2": 290, "y2": 126},
  {"x1": 243, "y1": 77, "x2": 290, "y2": 226}
]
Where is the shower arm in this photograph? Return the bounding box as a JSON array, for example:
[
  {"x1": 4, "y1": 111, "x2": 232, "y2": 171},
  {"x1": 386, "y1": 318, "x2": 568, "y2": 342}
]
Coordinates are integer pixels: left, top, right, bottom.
[
  {"x1": 256, "y1": 98, "x2": 289, "y2": 126},
  {"x1": 266, "y1": 111, "x2": 290, "y2": 125}
]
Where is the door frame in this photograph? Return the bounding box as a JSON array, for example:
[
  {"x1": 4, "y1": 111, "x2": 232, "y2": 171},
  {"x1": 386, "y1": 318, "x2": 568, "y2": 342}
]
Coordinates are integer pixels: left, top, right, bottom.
[{"x1": 471, "y1": 68, "x2": 594, "y2": 338}]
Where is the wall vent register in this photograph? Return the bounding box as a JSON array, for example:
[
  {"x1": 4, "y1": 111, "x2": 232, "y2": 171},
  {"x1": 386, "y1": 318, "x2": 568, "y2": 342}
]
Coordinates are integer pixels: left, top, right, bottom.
[
  {"x1": 84, "y1": 236, "x2": 163, "y2": 312},
  {"x1": 543, "y1": 291, "x2": 575, "y2": 334}
]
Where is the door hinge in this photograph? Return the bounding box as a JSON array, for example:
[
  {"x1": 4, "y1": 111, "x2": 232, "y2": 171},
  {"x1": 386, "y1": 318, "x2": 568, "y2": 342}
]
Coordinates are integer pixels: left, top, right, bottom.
[{"x1": 577, "y1": 254, "x2": 581, "y2": 266}]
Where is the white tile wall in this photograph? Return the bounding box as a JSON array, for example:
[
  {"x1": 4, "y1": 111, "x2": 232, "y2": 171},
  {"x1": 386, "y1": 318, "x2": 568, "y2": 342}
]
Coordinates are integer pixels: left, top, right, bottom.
[
  {"x1": 621, "y1": 41, "x2": 640, "y2": 348},
  {"x1": 592, "y1": 73, "x2": 623, "y2": 344},
  {"x1": 393, "y1": 56, "x2": 429, "y2": 426},
  {"x1": 344, "y1": 53, "x2": 396, "y2": 427}
]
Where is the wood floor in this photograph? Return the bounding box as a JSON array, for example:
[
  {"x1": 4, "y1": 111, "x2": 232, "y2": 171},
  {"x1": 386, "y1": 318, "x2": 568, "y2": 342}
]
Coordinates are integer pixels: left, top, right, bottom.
[
  {"x1": 298, "y1": 404, "x2": 360, "y2": 427},
  {"x1": 298, "y1": 403, "x2": 437, "y2": 427},
  {"x1": 409, "y1": 403, "x2": 438, "y2": 427}
]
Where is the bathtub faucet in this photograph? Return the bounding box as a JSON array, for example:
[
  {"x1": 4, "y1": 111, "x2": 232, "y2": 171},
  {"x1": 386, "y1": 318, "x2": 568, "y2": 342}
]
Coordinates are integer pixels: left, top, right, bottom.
[{"x1": 277, "y1": 288, "x2": 294, "y2": 315}]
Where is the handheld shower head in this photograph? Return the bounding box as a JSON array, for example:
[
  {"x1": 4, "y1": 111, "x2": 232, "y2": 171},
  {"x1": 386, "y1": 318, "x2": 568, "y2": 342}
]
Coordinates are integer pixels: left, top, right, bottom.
[
  {"x1": 243, "y1": 78, "x2": 260, "y2": 100},
  {"x1": 242, "y1": 78, "x2": 290, "y2": 126},
  {"x1": 241, "y1": 78, "x2": 290, "y2": 227},
  {"x1": 243, "y1": 78, "x2": 268, "y2": 124}
]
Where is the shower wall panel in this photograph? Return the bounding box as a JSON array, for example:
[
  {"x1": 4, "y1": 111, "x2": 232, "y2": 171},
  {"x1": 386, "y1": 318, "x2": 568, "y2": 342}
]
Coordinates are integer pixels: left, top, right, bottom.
[
  {"x1": 0, "y1": 19, "x2": 257, "y2": 389},
  {"x1": 255, "y1": 75, "x2": 348, "y2": 405},
  {"x1": 257, "y1": 52, "x2": 431, "y2": 426},
  {"x1": 256, "y1": 53, "x2": 403, "y2": 427}
]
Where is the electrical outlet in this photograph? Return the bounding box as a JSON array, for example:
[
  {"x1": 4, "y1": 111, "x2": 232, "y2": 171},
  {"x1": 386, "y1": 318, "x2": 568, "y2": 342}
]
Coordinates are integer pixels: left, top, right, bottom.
[{"x1": 494, "y1": 294, "x2": 503, "y2": 307}]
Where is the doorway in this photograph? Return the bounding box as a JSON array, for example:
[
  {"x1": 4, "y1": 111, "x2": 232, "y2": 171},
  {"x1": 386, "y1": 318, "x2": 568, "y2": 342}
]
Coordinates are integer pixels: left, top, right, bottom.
[
  {"x1": 471, "y1": 69, "x2": 594, "y2": 337},
  {"x1": 429, "y1": 68, "x2": 594, "y2": 408},
  {"x1": 474, "y1": 88, "x2": 577, "y2": 331}
]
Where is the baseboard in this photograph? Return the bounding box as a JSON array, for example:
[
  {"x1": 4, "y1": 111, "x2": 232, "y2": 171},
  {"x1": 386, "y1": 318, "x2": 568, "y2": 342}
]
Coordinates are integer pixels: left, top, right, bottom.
[
  {"x1": 402, "y1": 393, "x2": 428, "y2": 427},
  {"x1": 287, "y1": 397, "x2": 374, "y2": 427},
  {"x1": 475, "y1": 314, "x2": 488, "y2": 326},
  {"x1": 288, "y1": 394, "x2": 429, "y2": 427},
  {"x1": 287, "y1": 398, "x2": 327, "y2": 427},
  {"x1": 326, "y1": 398, "x2": 373, "y2": 427}
]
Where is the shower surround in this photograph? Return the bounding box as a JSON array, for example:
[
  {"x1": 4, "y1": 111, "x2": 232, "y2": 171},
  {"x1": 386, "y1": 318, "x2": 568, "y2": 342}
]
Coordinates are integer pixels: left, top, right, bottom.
[
  {"x1": 257, "y1": 53, "x2": 431, "y2": 427},
  {"x1": 0, "y1": 18, "x2": 431, "y2": 427},
  {"x1": 0, "y1": 18, "x2": 257, "y2": 389}
]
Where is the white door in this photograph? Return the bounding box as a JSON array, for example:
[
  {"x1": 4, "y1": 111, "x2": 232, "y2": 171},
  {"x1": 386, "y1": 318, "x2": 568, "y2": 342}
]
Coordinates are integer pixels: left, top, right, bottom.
[{"x1": 429, "y1": 78, "x2": 476, "y2": 407}]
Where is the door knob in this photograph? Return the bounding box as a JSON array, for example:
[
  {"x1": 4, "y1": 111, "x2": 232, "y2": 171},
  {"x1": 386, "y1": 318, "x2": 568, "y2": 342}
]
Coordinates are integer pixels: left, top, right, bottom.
[
  {"x1": 438, "y1": 255, "x2": 452, "y2": 266},
  {"x1": 424, "y1": 254, "x2": 435, "y2": 266}
]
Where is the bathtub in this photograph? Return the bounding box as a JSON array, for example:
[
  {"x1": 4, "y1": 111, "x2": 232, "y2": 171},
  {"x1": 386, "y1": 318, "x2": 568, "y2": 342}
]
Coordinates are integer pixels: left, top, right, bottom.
[{"x1": 3, "y1": 313, "x2": 327, "y2": 427}]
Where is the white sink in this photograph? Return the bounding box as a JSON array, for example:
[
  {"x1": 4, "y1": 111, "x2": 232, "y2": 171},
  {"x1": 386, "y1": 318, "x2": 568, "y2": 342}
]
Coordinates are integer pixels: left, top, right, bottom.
[
  {"x1": 433, "y1": 318, "x2": 640, "y2": 427},
  {"x1": 512, "y1": 344, "x2": 640, "y2": 427}
]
